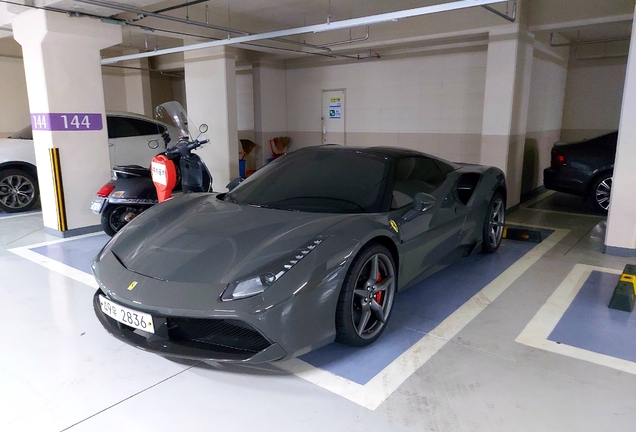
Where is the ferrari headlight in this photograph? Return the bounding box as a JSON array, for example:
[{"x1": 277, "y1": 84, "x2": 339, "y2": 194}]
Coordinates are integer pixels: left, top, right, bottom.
[{"x1": 221, "y1": 238, "x2": 324, "y2": 301}]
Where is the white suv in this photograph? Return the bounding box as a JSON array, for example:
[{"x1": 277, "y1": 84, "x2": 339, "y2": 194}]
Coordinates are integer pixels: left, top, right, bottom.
[{"x1": 0, "y1": 112, "x2": 178, "y2": 213}]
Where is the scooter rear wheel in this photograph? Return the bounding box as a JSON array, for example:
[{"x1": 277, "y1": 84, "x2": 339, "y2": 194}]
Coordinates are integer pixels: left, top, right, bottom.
[{"x1": 101, "y1": 205, "x2": 141, "y2": 236}]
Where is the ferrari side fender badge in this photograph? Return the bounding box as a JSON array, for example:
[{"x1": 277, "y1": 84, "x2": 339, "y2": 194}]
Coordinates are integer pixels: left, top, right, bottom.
[
  {"x1": 127, "y1": 281, "x2": 138, "y2": 291},
  {"x1": 390, "y1": 220, "x2": 399, "y2": 233}
]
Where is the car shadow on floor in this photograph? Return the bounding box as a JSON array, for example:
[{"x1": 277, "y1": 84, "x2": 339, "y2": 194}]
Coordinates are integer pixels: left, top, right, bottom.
[{"x1": 528, "y1": 192, "x2": 606, "y2": 216}]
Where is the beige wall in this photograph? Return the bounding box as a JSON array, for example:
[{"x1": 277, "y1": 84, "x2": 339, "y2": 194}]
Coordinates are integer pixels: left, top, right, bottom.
[
  {"x1": 524, "y1": 50, "x2": 568, "y2": 193},
  {"x1": 0, "y1": 40, "x2": 28, "y2": 137},
  {"x1": 236, "y1": 69, "x2": 254, "y2": 134},
  {"x1": 149, "y1": 71, "x2": 187, "y2": 113},
  {"x1": 561, "y1": 53, "x2": 627, "y2": 142},
  {"x1": 286, "y1": 45, "x2": 488, "y2": 164},
  {"x1": 102, "y1": 68, "x2": 128, "y2": 112}
]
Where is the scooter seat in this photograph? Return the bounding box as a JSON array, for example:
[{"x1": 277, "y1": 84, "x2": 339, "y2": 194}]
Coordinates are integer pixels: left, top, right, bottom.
[{"x1": 112, "y1": 165, "x2": 151, "y2": 178}]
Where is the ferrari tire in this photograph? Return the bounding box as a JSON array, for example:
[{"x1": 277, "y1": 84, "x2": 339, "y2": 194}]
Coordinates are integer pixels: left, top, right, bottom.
[
  {"x1": 590, "y1": 173, "x2": 612, "y2": 214},
  {"x1": 101, "y1": 205, "x2": 141, "y2": 237},
  {"x1": 336, "y1": 243, "x2": 396, "y2": 347},
  {"x1": 481, "y1": 191, "x2": 505, "y2": 254},
  {"x1": 0, "y1": 168, "x2": 39, "y2": 213}
]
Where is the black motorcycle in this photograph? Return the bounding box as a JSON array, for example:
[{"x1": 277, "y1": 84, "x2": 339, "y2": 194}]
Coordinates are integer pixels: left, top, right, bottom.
[{"x1": 90, "y1": 102, "x2": 212, "y2": 236}]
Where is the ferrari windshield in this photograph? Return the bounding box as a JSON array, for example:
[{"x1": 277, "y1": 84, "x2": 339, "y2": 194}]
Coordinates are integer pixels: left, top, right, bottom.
[{"x1": 225, "y1": 149, "x2": 390, "y2": 213}]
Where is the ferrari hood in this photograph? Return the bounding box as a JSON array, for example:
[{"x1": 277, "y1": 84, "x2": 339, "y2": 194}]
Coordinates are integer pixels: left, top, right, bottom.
[{"x1": 107, "y1": 194, "x2": 352, "y2": 283}]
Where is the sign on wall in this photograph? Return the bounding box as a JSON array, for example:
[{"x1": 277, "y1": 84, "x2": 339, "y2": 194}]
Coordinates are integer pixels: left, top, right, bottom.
[
  {"x1": 31, "y1": 113, "x2": 103, "y2": 131},
  {"x1": 329, "y1": 97, "x2": 342, "y2": 119}
]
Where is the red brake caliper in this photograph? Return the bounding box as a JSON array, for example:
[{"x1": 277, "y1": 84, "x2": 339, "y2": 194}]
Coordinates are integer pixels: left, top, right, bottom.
[{"x1": 374, "y1": 271, "x2": 383, "y2": 304}]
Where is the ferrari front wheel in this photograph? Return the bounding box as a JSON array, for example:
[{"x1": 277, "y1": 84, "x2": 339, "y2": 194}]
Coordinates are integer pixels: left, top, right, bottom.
[
  {"x1": 336, "y1": 244, "x2": 396, "y2": 347},
  {"x1": 481, "y1": 191, "x2": 505, "y2": 254}
]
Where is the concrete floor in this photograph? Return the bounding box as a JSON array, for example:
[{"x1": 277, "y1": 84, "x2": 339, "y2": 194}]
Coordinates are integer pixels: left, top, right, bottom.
[{"x1": 1, "y1": 192, "x2": 636, "y2": 432}]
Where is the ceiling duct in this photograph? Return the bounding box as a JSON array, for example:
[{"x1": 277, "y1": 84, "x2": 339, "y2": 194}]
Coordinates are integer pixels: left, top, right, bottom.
[{"x1": 85, "y1": 0, "x2": 510, "y2": 65}]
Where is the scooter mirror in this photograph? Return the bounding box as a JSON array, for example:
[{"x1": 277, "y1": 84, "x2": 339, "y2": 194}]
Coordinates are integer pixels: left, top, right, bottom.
[
  {"x1": 199, "y1": 124, "x2": 209, "y2": 133},
  {"x1": 148, "y1": 139, "x2": 160, "y2": 149}
]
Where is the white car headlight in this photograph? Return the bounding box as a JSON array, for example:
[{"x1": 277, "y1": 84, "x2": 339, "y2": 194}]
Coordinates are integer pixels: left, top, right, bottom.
[{"x1": 221, "y1": 238, "x2": 324, "y2": 301}]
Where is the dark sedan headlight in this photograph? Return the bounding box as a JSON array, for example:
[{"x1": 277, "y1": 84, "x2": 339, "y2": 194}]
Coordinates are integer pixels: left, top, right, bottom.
[{"x1": 221, "y1": 238, "x2": 324, "y2": 301}]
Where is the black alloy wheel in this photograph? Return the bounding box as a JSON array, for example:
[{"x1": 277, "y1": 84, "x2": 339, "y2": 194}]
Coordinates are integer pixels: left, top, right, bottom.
[
  {"x1": 481, "y1": 191, "x2": 505, "y2": 254},
  {"x1": 0, "y1": 168, "x2": 39, "y2": 213},
  {"x1": 336, "y1": 243, "x2": 396, "y2": 347},
  {"x1": 591, "y1": 174, "x2": 612, "y2": 213}
]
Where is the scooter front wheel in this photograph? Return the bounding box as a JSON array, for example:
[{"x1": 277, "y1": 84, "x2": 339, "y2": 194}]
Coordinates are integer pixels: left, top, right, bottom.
[{"x1": 101, "y1": 205, "x2": 143, "y2": 236}]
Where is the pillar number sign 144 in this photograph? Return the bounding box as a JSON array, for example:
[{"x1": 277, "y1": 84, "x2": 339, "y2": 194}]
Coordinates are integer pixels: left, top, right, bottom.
[{"x1": 30, "y1": 113, "x2": 103, "y2": 131}]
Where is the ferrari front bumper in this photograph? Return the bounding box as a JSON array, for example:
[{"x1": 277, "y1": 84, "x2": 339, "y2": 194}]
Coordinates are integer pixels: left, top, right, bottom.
[{"x1": 93, "y1": 290, "x2": 287, "y2": 363}]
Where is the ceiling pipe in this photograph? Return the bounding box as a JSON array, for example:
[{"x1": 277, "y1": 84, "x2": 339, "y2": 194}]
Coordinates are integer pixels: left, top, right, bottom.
[
  {"x1": 96, "y1": 0, "x2": 508, "y2": 65},
  {"x1": 70, "y1": 0, "x2": 250, "y2": 35},
  {"x1": 549, "y1": 32, "x2": 631, "y2": 47},
  {"x1": 481, "y1": 1, "x2": 516, "y2": 23},
  {"x1": 317, "y1": 26, "x2": 370, "y2": 48},
  {"x1": 72, "y1": 0, "x2": 353, "y2": 59},
  {"x1": 151, "y1": 0, "x2": 210, "y2": 15},
  {"x1": 0, "y1": 0, "x2": 361, "y2": 60}
]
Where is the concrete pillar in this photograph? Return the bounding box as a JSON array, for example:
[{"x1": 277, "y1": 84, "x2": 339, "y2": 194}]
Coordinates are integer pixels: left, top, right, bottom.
[
  {"x1": 480, "y1": 25, "x2": 534, "y2": 208},
  {"x1": 184, "y1": 46, "x2": 239, "y2": 190},
  {"x1": 605, "y1": 4, "x2": 636, "y2": 257},
  {"x1": 122, "y1": 53, "x2": 153, "y2": 117},
  {"x1": 12, "y1": 9, "x2": 121, "y2": 236},
  {"x1": 252, "y1": 61, "x2": 288, "y2": 169}
]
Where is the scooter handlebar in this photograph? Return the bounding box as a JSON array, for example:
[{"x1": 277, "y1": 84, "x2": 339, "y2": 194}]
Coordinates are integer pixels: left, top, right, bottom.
[{"x1": 165, "y1": 138, "x2": 208, "y2": 156}]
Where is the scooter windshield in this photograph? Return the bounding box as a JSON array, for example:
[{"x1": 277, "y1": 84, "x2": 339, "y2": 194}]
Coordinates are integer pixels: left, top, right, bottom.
[{"x1": 154, "y1": 101, "x2": 191, "y2": 140}]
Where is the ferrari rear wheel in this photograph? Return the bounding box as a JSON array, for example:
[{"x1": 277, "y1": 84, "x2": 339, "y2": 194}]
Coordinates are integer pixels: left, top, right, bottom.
[
  {"x1": 481, "y1": 191, "x2": 505, "y2": 254},
  {"x1": 336, "y1": 243, "x2": 396, "y2": 347}
]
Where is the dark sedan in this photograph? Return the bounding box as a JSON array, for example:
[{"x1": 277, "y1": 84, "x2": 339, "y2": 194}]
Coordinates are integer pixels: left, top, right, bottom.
[
  {"x1": 92, "y1": 145, "x2": 506, "y2": 363},
  {"x1": 543, "y1": 131, "x2": 617, "y2": 213}
]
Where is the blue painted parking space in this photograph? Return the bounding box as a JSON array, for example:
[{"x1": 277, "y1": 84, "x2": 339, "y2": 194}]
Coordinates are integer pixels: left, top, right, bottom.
[
  {"x1": 300, "y1": 237, "x2": 545, "y2": 384},
  {"x1": 31, "y1": 234, "x2": 109, "y2": 274},
  {"x1": 548, "y1": 270, "x2": 636, "y2": 362},
  {"x1": 26, "y1": 229, "x2": 552, "y2": 386}
]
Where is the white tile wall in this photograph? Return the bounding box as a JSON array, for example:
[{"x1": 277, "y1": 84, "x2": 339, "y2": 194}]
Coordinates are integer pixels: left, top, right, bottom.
[
  {"x1": 285, "y1": 48, "x2": 487, "y2": 164},
  {"x1": 236, "y1": 71, "x2": 254, "y2": 132},
  {"x1": 286, "y1": 48, "x2": 487, "y2": 139}
]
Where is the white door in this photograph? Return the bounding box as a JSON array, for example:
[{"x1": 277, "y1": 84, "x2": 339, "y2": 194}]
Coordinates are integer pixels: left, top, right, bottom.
[{"x1": 322, "y1": 90, "x2": 345, "y2": 145}]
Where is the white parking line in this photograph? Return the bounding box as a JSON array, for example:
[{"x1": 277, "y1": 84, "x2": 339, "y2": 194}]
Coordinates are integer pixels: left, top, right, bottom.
[
  {"x1": 8, "y1": 232, "x2": 104, "y2": 289},
  {"x1": 0, "y1": 210, "x2": 42, "y2": 220},
  {"x1": 516, "y1": 264, "x2": 636, "y2": 375},
  {"x1": 9, "y1": 226, "x2": 570, "y2": 410},
  {"x1": 278, "y1": 228, "x2": 570, "y2": 410}
]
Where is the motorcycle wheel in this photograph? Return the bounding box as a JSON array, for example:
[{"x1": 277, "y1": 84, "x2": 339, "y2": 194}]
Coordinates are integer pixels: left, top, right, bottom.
[{"x1": 101, "y1": 205, "x2": 142, "y2": 237}]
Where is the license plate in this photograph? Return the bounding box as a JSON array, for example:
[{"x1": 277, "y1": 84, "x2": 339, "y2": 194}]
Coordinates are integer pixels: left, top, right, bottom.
[
  {"x1": 99, "y1": 295, "x2": 155, "y2": 334},
  {"x1": 90, "y1": 197, "x2": 106, "y2": 214}
]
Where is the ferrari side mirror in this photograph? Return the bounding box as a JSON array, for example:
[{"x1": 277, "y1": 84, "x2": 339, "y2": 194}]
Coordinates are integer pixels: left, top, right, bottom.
[
  {"x1": 402, "y1": 192, "x2": 436, "y2": 221},
  {"x1": 413, "y1": 192, "x2": 436, "y2": 212}
]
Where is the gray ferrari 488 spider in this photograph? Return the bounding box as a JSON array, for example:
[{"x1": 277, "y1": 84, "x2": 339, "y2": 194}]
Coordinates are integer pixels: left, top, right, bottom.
[{"x1": 92, "y1": 145, "x2": 506, "y2": 363}]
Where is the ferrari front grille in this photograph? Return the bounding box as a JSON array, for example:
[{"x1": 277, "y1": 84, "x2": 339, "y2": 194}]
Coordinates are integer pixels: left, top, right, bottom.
[{"x1": 166, "y1": 317, "x2": 271, "y2": 353}]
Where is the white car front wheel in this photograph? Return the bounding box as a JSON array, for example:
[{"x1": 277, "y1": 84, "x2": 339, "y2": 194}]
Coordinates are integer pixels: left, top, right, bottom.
[{"x1": 0, "y1": 168, "x2": 39, "y2": 213}]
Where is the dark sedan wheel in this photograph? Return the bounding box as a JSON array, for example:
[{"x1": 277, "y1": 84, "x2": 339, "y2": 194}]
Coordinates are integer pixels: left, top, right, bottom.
[
  {"x1": 336, "y1": 244, "x2": 396, "y2": 346},
  {"x1": 482, "y1": 191, "x2": 505, "y2": 254},
  {"x1": 0, "y1": 169, "x2": 39, "y2": 213},
  {"x1": 591, "y1": 174, "x2": 612, "y2": 213}
]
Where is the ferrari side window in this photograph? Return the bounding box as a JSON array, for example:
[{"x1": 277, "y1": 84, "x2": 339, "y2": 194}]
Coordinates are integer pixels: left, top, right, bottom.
[{"x1": 391, "y1": 157, "x2": 447, "y2": 209}]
